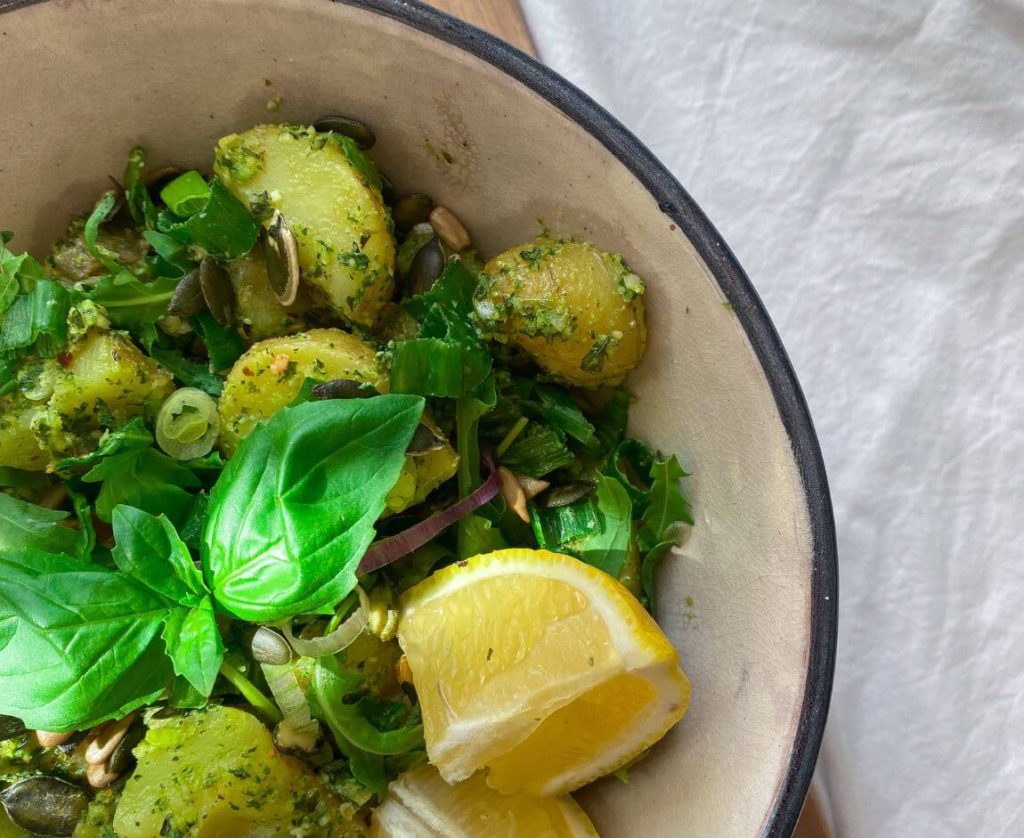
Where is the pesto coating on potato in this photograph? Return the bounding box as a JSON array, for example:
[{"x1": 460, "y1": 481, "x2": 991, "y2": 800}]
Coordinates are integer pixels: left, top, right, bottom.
[
  {"x1": 213, "y1": 124, "x2": 396, "y2": 327},
  {"x1": 474, "y1": 236, "x2": 647, "y2": 386}
]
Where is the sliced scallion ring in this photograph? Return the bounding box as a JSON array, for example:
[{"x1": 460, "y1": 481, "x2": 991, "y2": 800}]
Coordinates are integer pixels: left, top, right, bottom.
[
  {"x1": 156, "y1": 387, "x2": 220, "y2": 460},
  {"x1": 280, "y1": 587, "x2": 370, "y2": 658}
]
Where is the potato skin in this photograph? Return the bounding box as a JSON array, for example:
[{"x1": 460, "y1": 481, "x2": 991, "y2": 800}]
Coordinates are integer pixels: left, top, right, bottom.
[
  {"x1": 214, "y1": 124, "x2": 395, "y2": 327},
  {"x1": 0, "y1": 330, "x2": 173, "y2": 470},
  {"x1": 228, "y1": 240, "x2": 310, "y2": 344},
  {"x1": 218, "y1": 328, "x2": 384, "y2": 454},
  {"x1": 474, "y1": 237, "x2": 647, "y2": 387}
]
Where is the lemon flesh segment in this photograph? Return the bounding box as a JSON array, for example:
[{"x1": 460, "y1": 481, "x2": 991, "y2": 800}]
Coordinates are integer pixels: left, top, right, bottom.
[
  {"x1": 397, "y1": 548, "x2": 690, "y2": 796},
  {"x1": 369, "y1": 764, "x2": 599, "y2": 837}
]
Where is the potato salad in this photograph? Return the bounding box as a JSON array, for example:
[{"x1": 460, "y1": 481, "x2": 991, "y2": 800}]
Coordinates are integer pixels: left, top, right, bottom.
[{"x1": 0, "y1": 118, "x2": 692, "y2": 837}]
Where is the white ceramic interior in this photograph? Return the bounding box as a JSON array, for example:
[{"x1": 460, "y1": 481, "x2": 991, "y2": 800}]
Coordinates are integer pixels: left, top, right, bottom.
[{"x1": 0, "y1": 0, "x2": 837, "y2": 835}]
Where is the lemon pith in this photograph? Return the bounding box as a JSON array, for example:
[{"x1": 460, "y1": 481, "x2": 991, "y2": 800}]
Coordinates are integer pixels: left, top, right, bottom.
[{"x1": 397, "y1": 548, "x2": 690, "y2": 796}]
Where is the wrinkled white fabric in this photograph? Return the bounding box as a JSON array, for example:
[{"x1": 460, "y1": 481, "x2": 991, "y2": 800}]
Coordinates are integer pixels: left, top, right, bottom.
[{"x1": 519, "y1": 1, "x2": 1024, "y2": 835}]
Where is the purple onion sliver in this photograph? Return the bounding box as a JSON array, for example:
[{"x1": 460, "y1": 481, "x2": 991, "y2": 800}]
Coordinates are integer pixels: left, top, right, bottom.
[{"x1": 357, "y1": 469, "x2": 501, "y2": 574}]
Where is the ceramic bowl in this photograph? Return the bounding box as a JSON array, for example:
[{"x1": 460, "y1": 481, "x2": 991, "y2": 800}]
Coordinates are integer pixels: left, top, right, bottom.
[{"x1": 0, "y1": 0, "x2": 837, "y2": 834}]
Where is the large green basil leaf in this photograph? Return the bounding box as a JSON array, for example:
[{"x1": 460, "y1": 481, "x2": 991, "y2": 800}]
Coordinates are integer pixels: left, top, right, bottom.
[
  {"x1": 202, "y1": 396, "x2": 424, "y2": 622},
  {"x1": 82, "y1": 446, "x2": 201, "y2": 527},
  {"x1": 0, "y1": 493, "x2": 82, "y2": 556},
  {"x1": 111, "y1": 506, "x2": 223, "y2": 695},
  {"x1": 0, "y1": 549, "x2": 173, "y2": 731}
]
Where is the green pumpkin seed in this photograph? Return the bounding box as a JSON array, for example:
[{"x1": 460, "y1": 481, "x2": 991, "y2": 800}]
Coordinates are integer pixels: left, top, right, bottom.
[
  {"x1": 265, "y1": 210, "x2": 300, "y2": 306},
  {"x1": 393, "y1": 194, "x2": 434, "y2": 231},
  {"x1": 108, "y1": 720, "x2": 146, "y2": 775},
  {"x1": 199, "y1": 258, "x2": 235, "y2": 326},
  {"x1": 0, "y1": 776, "x2": 89, "y2": 837},
  {"x1": 407, "y1": 237, "x2": 445, "y2": 296},
  {"x1": 406, "y1": 424, "x2": 446, "y2": 457},
  {"x1": 540, "y1": 480, "x2": 597, "y2": 509},
  {"x1": 311, "y1": 379, "x2": 379, "y2": 401},
  {"x1": 313, "y1": 114, "x2": 377, "y2": 150},
  {"x1": 0, "y1": 715, "x2": 25, "y2": 742},
  {"x1": 167, "y1": 267, "x2": 205, "y2": 317}
]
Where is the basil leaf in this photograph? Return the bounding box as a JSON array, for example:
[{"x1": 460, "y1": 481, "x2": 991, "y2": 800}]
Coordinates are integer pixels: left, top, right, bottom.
[
  {"x1": 0, "y1": 549, "x2": 173, "y2": 731},
  {"x1": 389, "y1": 337, "x2": 490, "y2": 399},
  {"x1": 637, "y1": 454, "x2": 693, "y2": 554},
  {"x1": 57, "y1": 416, "x2": 153, "y2": 470},
  {"x1": 150, "y1": 347, "x2": 224, "y2": 396},
  {"x1": 0, "y1": 493, "x2": 81, "y2": 555},
  {"x1": 82, "y1": 447, "x2": 201, "y2": 526},
  {"x1": 111, "y1": 506, "x2": 223, "y2": 695},
  {"x1": 202, "y1": 396, "x2": 424, "y2": 622}
]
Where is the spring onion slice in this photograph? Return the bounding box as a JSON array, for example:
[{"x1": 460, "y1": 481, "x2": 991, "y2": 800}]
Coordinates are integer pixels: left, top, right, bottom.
[
  {"x1": 261, "y1": 661, "x2": 320, "y2": 752},
  {"x1": 358, "y1": 466, "x2": 501, "y2": 574},
  {"x1": 280, "y1": 587, "x2": 370, "y2": 658},
  {"x1": 155, "y1": 387, "x2": 219, "y2": 460},
  {"x1": 159, "y1": 170, "x2": 212, "y2": 217}
]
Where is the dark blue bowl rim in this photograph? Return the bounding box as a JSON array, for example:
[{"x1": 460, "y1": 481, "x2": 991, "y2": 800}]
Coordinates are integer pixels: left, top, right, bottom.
[{"x1": 0, "y1": 0, "x2": 838, "y2": 833}]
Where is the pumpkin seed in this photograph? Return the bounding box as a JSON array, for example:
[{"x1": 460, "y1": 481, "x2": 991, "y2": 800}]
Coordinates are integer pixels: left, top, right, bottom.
[
  {"x1": 167, "y1": 267, "x2": 205, "y2": 317},
  {"x1": 428, "y1": 206, "x2": 471, "y2": 251},
  {"x1": 108, "y1": 720, "x2": 146, "y2": 775},
  {"x1": 393, "y1": 194, "x2": 433, "y2": 231},
  {"x1": 540, "y1": 480, "x2": 597, "y2": 509},
  {"x1": 407, "y1": 237, "x2": 445, "y2": 296},
  {"x1": 311, "y1": 379, "x2": 379, "y2": 401},
  {"x1": 0, "y1": 716, "x2": 25, "y2": 742},
  {"x1": 313, "y1": 114, "x2": 377, "y2": 150},
  {"x1": 265, "y1": 210, "x2": 300, "y2": 306},
  {"x1": 250, "y1": 626, "x2": 293, "y2": 666},
  {"x1": 198, "y1": 258, "x2": 235, "y2": 325},
  {"x1": 0, "y1": 776, "x2": 89, "y2": 837},
  {"x1": 406, "y1": 424, "x2": 446, "y2": 457}
]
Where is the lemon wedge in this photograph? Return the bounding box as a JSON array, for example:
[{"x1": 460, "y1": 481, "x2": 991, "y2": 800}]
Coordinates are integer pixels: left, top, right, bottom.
[
  {"x1": 397, "y1": 549, "x2": 690, "y2": 796},
  {"x1": 370, "y1": 764, "x2": 598, "y2": 837}
]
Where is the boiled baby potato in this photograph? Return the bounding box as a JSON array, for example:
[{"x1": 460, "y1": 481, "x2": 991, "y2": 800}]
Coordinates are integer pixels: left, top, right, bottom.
[
  {"x1": 227, "y1": 240, "x2": 309, "y2": 343},
  {"x1": 475, "y1": 236, "x2": 647, "y2": 387},
  {"x1": 217, "y1": 328, "x2": 384, "y2": 454},
  {"x1": 111, "y1": 705, "x2": 364, "y2": 837},
  {"x1": 0, "y1": 330, "x2": 173, "y2": 470},
  {"x1": 214, "y1": 124, "x2": 395, "y2": 327},
  {"x1": 218, "y1": 329, "x2": 458, "y2": 510},
  {"x1": 45, "y1": 329, "x2": 174, "y2": 460}
]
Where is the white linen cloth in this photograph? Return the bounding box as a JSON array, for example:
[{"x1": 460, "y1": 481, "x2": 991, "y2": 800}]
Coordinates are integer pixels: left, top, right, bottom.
[{"x1": 519, "y1": 1, "x2": 1024, "y2": 835}]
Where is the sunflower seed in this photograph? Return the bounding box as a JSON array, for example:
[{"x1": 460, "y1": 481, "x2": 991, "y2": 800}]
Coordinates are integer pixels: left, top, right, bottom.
[{"x1": 428, "y1": 206, "x2": 471, "y2": 252}]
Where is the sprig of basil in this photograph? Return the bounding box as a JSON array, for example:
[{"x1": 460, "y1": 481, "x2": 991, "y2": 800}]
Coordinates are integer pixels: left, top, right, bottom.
[{"x1": 202, "y1": 396, "x2": 425, "y2": 622}]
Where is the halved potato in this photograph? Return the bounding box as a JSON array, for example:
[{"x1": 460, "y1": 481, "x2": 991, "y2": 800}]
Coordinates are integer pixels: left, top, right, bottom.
[{"x1": 214, "y1": 124, "x2": 395, "y2": 327}]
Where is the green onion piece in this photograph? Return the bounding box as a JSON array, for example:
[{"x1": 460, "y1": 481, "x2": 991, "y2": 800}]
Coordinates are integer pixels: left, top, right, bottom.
[
  {"x1": 159, "y1": 170, "x2": 212, "y2": 217},
  {"x1": 279, "y1": 587, "x2": 369, "y2": 658},
  {"x1": 123, "y1": 146, "x2": 158, "y2": 228},
  {"x1": 531, "y1": 498, "x2": 602, "y2": 549},
  {"x1": 500, "y1": 424, "x2": 574, "y2": 478},
  {"x1": 390, "y1": 337, "x2": 490, "y2": 398},
  {"x1": 261, "y1": 662, "x2": 320, "y2": 752},
  {"x1": 157, "y1": 180, "x2": 258, "y2": 260},
  {"x1": 156, "y1": 387, "x2": 219, "y2": 460},
  {"x1": 82, "y1": 192, "x2": 123, "y2": 274}
]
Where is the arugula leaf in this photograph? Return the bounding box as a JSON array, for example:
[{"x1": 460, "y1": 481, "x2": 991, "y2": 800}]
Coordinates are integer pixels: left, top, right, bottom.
[
  {"x1": 82, "y1": 446, "x2": 201, "y2": 526},
  {"x1": 403, "y1": 260, "x2": 477, "y2": 322},
  {"x1": 150, "y1": 347, "x2": 224, "y2": 396},
  {"x1": 530, "y1": 475, "x2": 632, "y2": 577},
  {"x1": 202, "y1": 396, "x2": 424, "y2": 622},
  {"x1": 111, "y1": 506, "x2": 223, "y2": 695},
  {"x1": 604, "y1": 438, "x2": 654, "y2": 510},
  {"x1": 637, "y1": 455, "x2": 693, "y2": 554},
  {"x1": 0, "y1": 548, "x2": 174, "y2": 731},
  {"x1": 156, "y1": 180, "x2": 258, "y2": 260},
  {"x1": 190, "y1": 311, "x2": 244, "y2": 372},
  {"x1": 589, "y1": 387, "x2": 632, "y2": 460},
  {"x1": 500, "y1": 424, "x2": 574, "y2": 478},
  {"x1": 0, "y1": 493, "x2": 82, "y2": 555},
  {"x1": 124, "y1": 146, "x2": 158, "y2": 228},
  {"x1": 57, "y1": 416, "x2": 152, "y2": 470},
  {"x1": 81, "y1": 271, "x2": 178, "y2": 349},
  {"x1": 143, "y1": 230, "x2": 194, "y2": 279},
  {"x1": 83, "y1": 192, "x2": 125, "y2": 274}
]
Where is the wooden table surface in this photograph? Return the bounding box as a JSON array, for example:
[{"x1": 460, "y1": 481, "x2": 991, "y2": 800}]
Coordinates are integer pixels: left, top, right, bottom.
[{"x1": 425, "y1": 3, "x2": 833, "y2": 836}]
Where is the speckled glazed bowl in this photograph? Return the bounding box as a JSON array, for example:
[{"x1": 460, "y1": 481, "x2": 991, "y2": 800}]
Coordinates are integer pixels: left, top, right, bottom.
[{"x1": 0, "y1": 0, "x2": 837, "y2": 834}]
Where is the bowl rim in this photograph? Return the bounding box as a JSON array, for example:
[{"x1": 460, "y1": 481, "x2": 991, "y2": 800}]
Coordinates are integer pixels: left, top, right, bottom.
[{"x1": 0, "y1": 0, "x2": 838, "y2": 832}]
